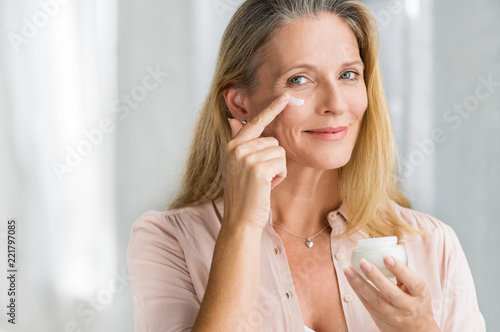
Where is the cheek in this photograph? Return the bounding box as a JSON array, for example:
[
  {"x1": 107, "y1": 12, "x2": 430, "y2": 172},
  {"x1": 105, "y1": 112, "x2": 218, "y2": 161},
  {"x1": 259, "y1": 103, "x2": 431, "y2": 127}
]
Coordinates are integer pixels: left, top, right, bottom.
[
  {"x1": 277, "y1": 105, "x2": 308, "y2": 123},
  {"x1": 350, "y1": 96, "x2": 367, "y2": 144},
  {"x1": 351, "y1": 87, "x2": 368, "y2": 118},
  {"x1": 262, "y1": 105, "x2": 308, "y2": 138}
]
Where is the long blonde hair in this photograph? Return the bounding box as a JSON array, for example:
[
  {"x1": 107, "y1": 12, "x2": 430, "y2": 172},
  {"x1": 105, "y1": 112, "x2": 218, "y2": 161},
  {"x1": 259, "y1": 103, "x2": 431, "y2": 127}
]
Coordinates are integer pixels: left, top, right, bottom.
[{"x1": 169, "y1": 0, "x2": 417, "y2": 237}]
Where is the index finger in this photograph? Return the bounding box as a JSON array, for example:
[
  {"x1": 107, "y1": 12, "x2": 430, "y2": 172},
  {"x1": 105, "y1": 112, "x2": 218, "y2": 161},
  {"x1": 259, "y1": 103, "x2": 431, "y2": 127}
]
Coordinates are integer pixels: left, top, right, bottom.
[
  {"x1": 356, "y1": 259, "x2": 411, "y2": 309},
  {"x1": 384, "y1": 256, "x2": 426, "y2": 297},
  {"x1": 233, "y1": 92, "x2": 289, "y2": 141}
]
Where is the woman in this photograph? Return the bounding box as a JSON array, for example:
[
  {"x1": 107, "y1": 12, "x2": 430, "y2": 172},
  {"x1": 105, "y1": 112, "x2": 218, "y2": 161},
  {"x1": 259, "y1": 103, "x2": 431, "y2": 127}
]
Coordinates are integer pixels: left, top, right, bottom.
[{"x1": 127, "y1": 0, "x2": 485, "y2": 331}]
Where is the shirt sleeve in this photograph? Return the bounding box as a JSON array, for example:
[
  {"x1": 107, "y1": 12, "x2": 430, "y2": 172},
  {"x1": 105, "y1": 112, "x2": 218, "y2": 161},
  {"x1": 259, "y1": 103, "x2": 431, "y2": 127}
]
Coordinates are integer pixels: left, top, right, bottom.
[
  {"x1": 126, "y1": 211, "x2": 200, "y2": 332},
  {"x1": 439, "y1": 224, "x2": 486, "y2": 331}
]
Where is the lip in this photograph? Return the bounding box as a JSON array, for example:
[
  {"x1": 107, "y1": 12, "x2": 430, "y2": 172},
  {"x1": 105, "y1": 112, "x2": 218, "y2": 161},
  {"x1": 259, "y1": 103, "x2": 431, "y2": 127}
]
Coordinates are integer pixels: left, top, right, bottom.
[{"x1": 304, "y1": 126, "x2": 348, "y2": 141}]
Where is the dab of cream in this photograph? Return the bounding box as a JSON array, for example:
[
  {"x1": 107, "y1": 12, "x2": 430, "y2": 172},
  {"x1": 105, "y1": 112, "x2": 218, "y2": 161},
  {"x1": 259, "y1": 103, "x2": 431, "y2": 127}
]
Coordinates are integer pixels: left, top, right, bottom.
[{"x1": 288, "y1": 96, "x2": 304, "y2": 106}]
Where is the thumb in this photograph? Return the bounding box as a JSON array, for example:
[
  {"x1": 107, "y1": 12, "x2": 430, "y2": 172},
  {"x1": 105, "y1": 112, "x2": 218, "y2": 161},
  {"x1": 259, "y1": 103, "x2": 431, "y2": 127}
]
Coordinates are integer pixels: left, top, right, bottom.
[{"x1": 228, "y1": 118, "x2": 243, "y2": 138}]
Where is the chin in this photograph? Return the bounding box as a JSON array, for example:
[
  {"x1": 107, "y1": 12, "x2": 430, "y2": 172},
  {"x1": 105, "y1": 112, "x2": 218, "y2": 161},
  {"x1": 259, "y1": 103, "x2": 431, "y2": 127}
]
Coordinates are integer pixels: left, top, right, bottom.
[
  {"x1": 292, "y1": 152, "x2": 353, "y2": 170},
  {"x1": 317, "y1": 158, "x2": 351, "y2": 170}
]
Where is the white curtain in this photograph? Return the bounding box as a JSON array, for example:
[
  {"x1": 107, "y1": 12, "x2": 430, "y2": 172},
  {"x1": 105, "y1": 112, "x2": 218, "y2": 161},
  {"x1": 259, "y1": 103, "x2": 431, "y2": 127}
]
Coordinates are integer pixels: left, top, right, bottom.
[{"x1": 0, "y1": 1, "x2": 117, "y2": 331}]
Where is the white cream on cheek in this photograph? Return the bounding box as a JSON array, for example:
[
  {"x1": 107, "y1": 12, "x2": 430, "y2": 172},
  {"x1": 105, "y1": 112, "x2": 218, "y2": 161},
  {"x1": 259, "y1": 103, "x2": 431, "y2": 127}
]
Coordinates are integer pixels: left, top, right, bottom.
[{"x1": 287, "y1": 96, "x2": 304, "y2": 106}]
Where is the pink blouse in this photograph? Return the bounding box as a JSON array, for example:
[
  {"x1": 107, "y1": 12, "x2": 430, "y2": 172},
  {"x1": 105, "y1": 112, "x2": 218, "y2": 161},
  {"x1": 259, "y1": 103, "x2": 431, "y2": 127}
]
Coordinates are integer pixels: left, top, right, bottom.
[{"x1": 126, "y1": 198, "x2": 486, "y2": 331}]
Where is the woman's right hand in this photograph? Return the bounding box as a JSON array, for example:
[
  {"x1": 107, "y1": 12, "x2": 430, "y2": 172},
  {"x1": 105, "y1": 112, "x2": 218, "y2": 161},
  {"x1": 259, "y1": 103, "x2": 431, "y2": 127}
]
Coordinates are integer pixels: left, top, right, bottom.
[{"x1": 224, "y1": 92, "x2": 290, "y2": 229}]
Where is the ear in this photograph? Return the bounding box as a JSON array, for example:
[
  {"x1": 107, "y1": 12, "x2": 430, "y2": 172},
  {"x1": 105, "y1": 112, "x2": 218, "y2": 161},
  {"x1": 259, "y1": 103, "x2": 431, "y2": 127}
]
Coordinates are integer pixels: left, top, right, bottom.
[{"x1": 223, "y1": 88, "x2": 249, "y2": 122}]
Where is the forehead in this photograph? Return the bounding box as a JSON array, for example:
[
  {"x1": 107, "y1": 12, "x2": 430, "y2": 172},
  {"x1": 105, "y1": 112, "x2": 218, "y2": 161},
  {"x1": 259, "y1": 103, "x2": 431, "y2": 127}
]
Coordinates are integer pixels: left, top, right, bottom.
[{"x1": 259, "y1": 12, "x2": 361, "y2": 75}]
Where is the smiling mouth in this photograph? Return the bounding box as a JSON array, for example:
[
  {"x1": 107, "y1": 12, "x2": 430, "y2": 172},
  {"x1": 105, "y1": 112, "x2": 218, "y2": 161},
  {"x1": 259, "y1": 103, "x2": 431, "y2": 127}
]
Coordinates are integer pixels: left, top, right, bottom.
[
  {"x1": 305, "y1": 130, "x2": 342, "y2": 133},
  {"x1": 305, "y1": 126, "x2": 347, "y2": 133},
  {"x1": 303, "y1": 127, "x2": 349, "y2": 141}
]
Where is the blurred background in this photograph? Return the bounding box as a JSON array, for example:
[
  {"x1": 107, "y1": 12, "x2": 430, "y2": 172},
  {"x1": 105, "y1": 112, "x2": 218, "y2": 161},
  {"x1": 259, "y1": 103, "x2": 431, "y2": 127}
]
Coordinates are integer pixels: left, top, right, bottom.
[{"x1": 0, "y1": 0, "x2": 498, "y2": 331}]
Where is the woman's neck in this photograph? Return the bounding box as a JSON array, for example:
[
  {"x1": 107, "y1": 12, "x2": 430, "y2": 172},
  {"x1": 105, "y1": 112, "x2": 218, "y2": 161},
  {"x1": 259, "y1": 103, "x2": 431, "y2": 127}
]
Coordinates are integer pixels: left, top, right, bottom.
[{"x1": 270, "y1": 161, "x2": 342, "y2": 235}]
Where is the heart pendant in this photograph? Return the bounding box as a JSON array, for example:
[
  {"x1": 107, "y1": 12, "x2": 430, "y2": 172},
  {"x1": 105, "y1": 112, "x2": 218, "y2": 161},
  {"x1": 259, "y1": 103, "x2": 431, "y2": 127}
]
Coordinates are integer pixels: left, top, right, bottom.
[{"x1": 306, "y1": 240, "x2": 313, "y2": 248}]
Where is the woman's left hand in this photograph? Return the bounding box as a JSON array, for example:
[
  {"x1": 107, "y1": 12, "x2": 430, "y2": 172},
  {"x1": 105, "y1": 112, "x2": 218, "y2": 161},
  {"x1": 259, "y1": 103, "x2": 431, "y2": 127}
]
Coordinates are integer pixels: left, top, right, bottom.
[{"x1": 344, "y1": 255, "x2": 440, "y2": 332}]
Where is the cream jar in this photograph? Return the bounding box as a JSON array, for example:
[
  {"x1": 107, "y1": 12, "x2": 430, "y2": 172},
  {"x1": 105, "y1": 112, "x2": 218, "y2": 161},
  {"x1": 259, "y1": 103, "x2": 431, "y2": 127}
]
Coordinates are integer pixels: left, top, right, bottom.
[{"x1": 351, "y1": 236, "x2": 407, "y2": 279}]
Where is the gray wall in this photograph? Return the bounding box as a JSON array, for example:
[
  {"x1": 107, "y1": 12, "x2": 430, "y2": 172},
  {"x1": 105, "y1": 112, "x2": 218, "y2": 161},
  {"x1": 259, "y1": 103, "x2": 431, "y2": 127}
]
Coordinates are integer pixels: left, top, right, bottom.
[
  {"x1": 363, "y1": 0, "x2": 499, "y2": 329},
  {"x1": 432, "y1": 0, "x2": 500, "y2": 329},
  {"x1": 115, "y1": 1, "x2": 193, "y2": 330}
]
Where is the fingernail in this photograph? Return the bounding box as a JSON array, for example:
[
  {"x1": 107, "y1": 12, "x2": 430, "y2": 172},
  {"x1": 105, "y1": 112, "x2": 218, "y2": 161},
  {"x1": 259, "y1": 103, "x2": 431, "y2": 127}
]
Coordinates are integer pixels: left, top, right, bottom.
[
  {"x1": 384, "y1": 255, "x2": 396, "y2": 267},
  {"x1": 360, "y1": 258, "x2": 372, "y2": 273},
  {"x1": 277, "y1": 92, "x2": 289, "y2": 103},
  {"x1": 288, "y1": 96, "x2": 304, "y2": 106},
  {"x1": 343, "y1": 267, "x2": 356, "y2": 281}
]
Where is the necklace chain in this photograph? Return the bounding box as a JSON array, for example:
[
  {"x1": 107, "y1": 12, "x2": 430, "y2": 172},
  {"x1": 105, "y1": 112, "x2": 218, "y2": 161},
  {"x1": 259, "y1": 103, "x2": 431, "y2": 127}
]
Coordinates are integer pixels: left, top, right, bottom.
[{"x1": 271, "y1": 212, "x2": 337, "y2": 248}]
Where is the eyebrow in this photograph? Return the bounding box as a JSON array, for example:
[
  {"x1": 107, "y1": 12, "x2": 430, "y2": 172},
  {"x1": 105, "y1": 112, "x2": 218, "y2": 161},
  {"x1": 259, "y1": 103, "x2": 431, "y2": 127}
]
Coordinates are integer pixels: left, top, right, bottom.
[{"x1": 276, "y1": 60, "x2": 365, "y2": 78}]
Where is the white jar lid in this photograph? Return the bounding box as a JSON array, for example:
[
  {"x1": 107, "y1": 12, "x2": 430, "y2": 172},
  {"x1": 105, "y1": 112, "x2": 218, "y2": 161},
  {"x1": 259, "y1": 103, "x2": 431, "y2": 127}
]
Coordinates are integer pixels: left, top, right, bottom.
[{"x1": 357, "y1": 236, "x2": 398, "y2": 249}]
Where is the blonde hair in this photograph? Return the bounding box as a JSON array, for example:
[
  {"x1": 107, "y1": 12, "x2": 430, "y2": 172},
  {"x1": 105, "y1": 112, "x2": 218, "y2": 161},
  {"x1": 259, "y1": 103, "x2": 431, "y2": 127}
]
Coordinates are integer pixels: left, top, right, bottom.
[{"x1": 169, "y1": 0, "x2": 418, "y2": 237}]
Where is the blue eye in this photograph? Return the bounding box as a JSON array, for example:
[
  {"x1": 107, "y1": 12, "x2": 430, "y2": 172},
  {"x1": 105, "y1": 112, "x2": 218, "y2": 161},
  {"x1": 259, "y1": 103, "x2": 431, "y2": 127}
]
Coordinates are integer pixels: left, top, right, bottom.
[
  {"x1": 340, "y1": 71, "x2": 358, "y2": 80},
  {"x1": 289, "y1": 76, "x2": 308, "y2": 85}
]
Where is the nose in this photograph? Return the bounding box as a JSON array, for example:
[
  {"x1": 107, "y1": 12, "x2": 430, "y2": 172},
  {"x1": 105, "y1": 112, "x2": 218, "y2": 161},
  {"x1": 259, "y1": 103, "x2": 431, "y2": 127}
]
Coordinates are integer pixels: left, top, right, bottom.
[{"x1": 317, "y1": 80, "x2": 348, "y2": 116}]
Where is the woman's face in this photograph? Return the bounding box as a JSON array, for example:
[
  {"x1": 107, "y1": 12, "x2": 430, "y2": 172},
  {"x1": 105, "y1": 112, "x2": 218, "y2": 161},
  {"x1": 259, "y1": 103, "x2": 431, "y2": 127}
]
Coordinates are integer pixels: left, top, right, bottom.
[{"x1": 244, "y1": 12, "x2": 368, "y2": 170}]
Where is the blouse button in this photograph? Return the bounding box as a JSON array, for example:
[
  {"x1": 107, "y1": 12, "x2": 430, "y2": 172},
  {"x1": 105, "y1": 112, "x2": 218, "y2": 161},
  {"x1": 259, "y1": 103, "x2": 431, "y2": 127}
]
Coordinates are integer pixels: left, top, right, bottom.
[
  {"x1": 274, "y1": 247, "x2": 280, "y2": 255},
  {"x1": 285, "y1": 292, "x2": 291, "y2": 299},
  {"x1": 327, "y1": 211, "x2": 338, "y2": 222},
  {"x1": 344, "y1": 294, "x2": 353, "y2": 302},
  {"x1": 335, "y1": 252, "x2": 344, "y2": 261}
]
